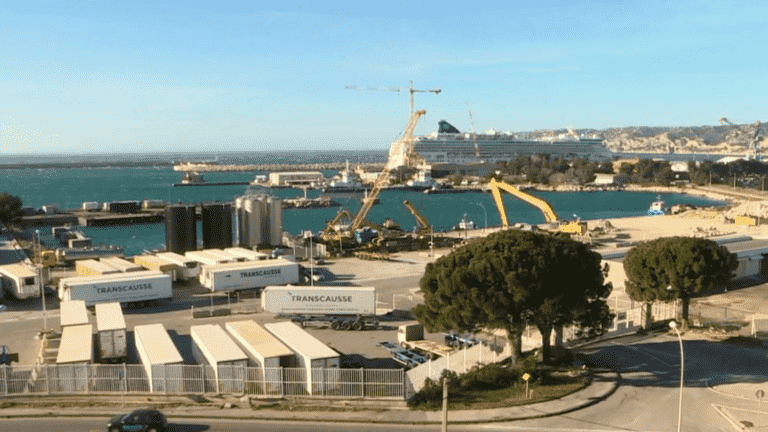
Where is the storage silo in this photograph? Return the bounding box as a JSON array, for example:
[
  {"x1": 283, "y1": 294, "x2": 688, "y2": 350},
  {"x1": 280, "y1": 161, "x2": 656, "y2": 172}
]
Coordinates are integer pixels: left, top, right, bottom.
[
  {"x1": 165, "y1": 204, "x2": 197, "y2": 254},
  {"x1": 236, "y1": 195, "x2": 262, "y2": 249},
  {"x1": 267, "y1": 197, "x2": 282, "y2": 246},
  {"x1": 202, "y1": 203, "x2": 233, "y2": 249}
]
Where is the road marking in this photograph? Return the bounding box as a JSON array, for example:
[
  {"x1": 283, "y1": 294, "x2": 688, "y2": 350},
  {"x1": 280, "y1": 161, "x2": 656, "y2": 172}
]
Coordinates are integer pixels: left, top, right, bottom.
[
  {"x1": 609, "y1": 341, "x2": 673, "y2": 367},
  {"x1": 481, "y1": 425, "x2": 662, "y2": 432}
]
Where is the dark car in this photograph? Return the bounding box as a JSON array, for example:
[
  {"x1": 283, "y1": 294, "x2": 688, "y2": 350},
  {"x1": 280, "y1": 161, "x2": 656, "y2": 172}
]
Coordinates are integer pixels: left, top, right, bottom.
[{"x1": 107, "y1": 409, "x2": 168, "y2": 432}]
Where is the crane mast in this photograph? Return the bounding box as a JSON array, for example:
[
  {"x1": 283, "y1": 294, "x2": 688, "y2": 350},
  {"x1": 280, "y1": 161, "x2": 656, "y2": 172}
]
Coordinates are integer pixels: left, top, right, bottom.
[{"x1": 719, "y1": 117, "x2": 764, "y2": 160}]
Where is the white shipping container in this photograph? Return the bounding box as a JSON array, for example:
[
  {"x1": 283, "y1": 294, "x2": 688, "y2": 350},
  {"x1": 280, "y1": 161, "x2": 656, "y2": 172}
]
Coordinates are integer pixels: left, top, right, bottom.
[
  {"x1": 204, "y1": 249, "x2": 247, "y2": 262},
  {"x1": 225, "y1": 320, "x2": 293, "y2": 389},
  {"x1": 57, "y1": 324, "x2": 94, "y2": 364},
  {"x1": 0, "y1": 263, "x2": 41, "y2": 300},
  {"x1": 76, "y1": 259, "x2": 121, "y2": 277},
  {"x1": 95, "y1": 302, "x2": 127, "y2": 361},
  {"x1": 134, "y1": 255, "x2": 178, "y2": 280},
  {"x1": 264, "y1": 321, "x2": 340, "y2": 395},
  {"x1": 134, "y1": 323, "x2": 184, "y2": 393},
  {"x1": 223, "y1": 247, "x2": 267, "y2": 261},
  {"x1": 191, "y1": 324, "x2": 249, "y2": 393},
  {"x1": 60, "y1": 300, "x2": 89, "y2": 329},
  {"x1": 58, "y1": 271, "x2": 172, "y2": 306},
  {"x1": 185, "y1": 251, "x2": 232, "y2": 266},
  {"x1": 200, "y1": 260, "x2": 300, "y2": 292},
  {"x1": 155, "y1": 252, "x2": 199, "y2": 280},
  {"x1": 81, "y1": 201, "x2": 100, "y2": 211},
  {"x1": 100, "y1": 257, "x2": 143, "y2": 273},
  {"x1": 261, "y1": 286, "x2": 376, "y2": 316}
]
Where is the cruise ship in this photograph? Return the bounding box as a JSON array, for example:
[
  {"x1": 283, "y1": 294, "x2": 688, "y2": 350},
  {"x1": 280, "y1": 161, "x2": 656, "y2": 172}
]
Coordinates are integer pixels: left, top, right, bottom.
[{"x1": 413, "y1": 120, "x2": 613, "y2": 165}]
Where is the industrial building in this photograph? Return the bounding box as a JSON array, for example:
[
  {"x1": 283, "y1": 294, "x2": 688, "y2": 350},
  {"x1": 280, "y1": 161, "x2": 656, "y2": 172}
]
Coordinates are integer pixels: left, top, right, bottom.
[
  {"x1": 268, "y1": 171, "x2": 324, "y2": 187},
  {"x1": 234, "y1": 194, "x2": 283, "y2": 248}
]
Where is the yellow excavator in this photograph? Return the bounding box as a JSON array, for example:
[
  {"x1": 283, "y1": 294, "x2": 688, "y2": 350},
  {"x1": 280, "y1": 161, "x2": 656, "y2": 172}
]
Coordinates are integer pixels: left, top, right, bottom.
[
  {"x1": 403, "y1": 199, "x2": 432, "y2": 236},
  {"x1": 488, "y1": 178, "x2": 587, "y2": 236}
]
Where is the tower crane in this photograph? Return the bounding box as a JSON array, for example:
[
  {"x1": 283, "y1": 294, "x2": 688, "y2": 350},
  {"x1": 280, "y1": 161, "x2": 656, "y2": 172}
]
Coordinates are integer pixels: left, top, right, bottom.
[
  {"x1": 466, "y1": 102, "x2": 484, "y2": 163},
  {"x1": 346, "y1": 81, "x2": 440, "y2": 118},
  {"x1": 719, "y1": 117, "x2": 764, "y2": 160}
]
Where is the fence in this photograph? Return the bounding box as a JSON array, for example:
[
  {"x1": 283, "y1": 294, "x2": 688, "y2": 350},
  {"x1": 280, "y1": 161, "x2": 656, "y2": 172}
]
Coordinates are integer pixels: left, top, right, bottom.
[
  {"x1": 0, "y1": 364, "x2": 405, "y2": 399},
  {"x1": 687, "y1": 302, "x2": 768, "y2": 336}
]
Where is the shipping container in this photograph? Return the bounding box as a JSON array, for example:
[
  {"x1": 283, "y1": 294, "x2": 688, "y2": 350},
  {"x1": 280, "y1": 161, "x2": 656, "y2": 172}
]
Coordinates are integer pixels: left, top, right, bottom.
[
  {"x1": 142, "y1": 199, "x2": 165, "y2": 210},
  {"x1": 200, "y1": 260, "x2": 300, "y2": 292},
  {"x1": 60, "y1": 300, "x2": 89, "y2": 329},
  {"x1": 42, "y1": 204, "x2": 60, "y2": 215},
  {"x1": 0, "y1": 262, "x2": 41, "y2": 300},
  {"x1": 191, "y1": 324, "x2": 249, "y2": 393},
  {"x1": 224, "y1": 320, "x2": 293, "y2": 389},
  {"x1": 57, "y1": 324, "x2": 93, "y2": 364},
  {"x1": 75, "y1": 259, "x2": 121, "y2": 277},
  {"x1": 58, "y1": 271, "x2": 173, "y2": 307},
  {"x1": 81, "y1": 201, "x2": 100, "y2": 211},
  {"x1": 95, "y1": 302, "x2": 127, "y2": 362},
  {"x1": 261, "y1": 286, "x2": 376, "y2": 316},
  {"x1": 203, "y1": 248, "x2": 245, "y2": 263},
  {"x1": 155, "y1": 252, "x2": 200, "y2": 280},
  {"x1": 109, "y1": 200, "x2": 141, "y2": 213},
  {"x1": 264, "y1": 321, "x2": 340, "y2": 395},
  {"x1": 134, "y1": 323, "x2": 184, "y2": 393},
  {"x1": 99, "y1": 257, "x2": 143, "y2": 273},
  {"x1": 134, "y1": 255, "x2": 178, "y2": 280},
  {"x1": 224, "y1": 247, "x2": 267, "y2": 261},
  {"x1": 184, "y1": 251, "x2": 232, "y2": 266}
]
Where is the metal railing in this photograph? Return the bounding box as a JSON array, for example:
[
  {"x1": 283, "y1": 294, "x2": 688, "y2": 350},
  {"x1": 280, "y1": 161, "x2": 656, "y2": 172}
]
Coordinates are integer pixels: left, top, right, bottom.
[{"x1": 0, "y1": 364, "x2": 405, "y2": 399}]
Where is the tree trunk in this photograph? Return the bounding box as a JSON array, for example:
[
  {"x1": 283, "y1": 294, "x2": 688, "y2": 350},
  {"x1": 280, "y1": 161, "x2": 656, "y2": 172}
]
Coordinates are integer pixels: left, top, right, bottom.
[
  {"x1": 537, "y1": 324, "x2": 553, "y2": 364},
  {"x1": 506, "y1": 329, "x2": 523, "y2": 365},
  {"x1": 682, "y1": 297, "x2": 690, "y2": 330},
  {"x1": 644, "y1": 302, "x2": 653, "y2": 329}
]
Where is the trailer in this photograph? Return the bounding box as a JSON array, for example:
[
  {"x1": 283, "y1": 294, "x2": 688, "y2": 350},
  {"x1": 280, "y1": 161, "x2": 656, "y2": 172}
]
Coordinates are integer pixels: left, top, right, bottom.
[
  {"x1": 190, "y1": 324, "x2": 249, "y2": 393},
  {"x1": 95, "y1": 302, "x2": 127, "y2": 362},
  {"x1": 60, "y1": 300, "x2": 89, "y2": 330},
  {"x1": 134, "y1": 323, "x2": 184, "y2": 393},
  {"x1": 155, "y1": 252, "x2": 199, "y2": 281},
  {"x1": 225, "y1": 320, "x2": 293, "y2": 391},
  {"x1": 134, "y1": 255, "x2": 179, "y2": 280},
  {"x1": 264, "y1": 321, "x2": 340, "y2": 395},
  {"x1": 53, "y1": 324, "x2": 93, "y2": 393},
  {"x1": 397, "y1": 323, "x2": 456, "y2": 358},
  {"x1": 142, "y1": 199, "x2": 165, "y2": 210},
  {"x1": 199, "y1": 260, "x2": 300, "y2": 293},
  {"x1": 81, "y1": 201, "x2": 100, "y2": 212},
  {"x1": 223, "y1": 247, "x2": 267, "y2": 261},
  {"x1": 0, "y1": 262, "x2": 41, "y2": 299},
  {"x1": 99, "y1": 257, "x2": 143, "y2": 273},
  {"x1": 184, "y1": 251, "x2": 233, "y2": 267},
  {"x1": 75, "y1": 259, "x2": 121, "y2": 277},
  {"x1": 204, "y1": 249, "x2": 247, "y2": 263},
  {"x1": 58, "y1": 270, "x2": 173, "y2": 307},
  {"x1": 261, "y1": 286, "x2": 379, "y2": 331}
]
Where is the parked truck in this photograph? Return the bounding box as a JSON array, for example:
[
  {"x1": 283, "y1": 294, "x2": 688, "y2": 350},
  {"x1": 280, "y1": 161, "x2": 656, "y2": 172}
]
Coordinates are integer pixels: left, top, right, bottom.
[
  {"x1": 261, "y1": 286, "x2": 379, "y2": 331},
  {"x1": 95, "y1": 302, "x2": 127, "y2": 362},
  {"x1": 58, "y1": 270, "x2": 172, "y2": 307},
  {"x1": 199, "y1": 260, "x2": 300, "y2": 292},
  {"x1": 0, "y1": 262, "x2": 42, "y2": 300}
]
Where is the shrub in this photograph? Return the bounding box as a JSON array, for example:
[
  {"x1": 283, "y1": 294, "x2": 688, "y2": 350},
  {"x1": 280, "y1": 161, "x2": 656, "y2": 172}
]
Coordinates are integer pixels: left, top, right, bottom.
[
  {"x1": 407, "y1": 370, "x2": 460, "y2": 408},
  {"x1": 460, "y1": 363, "x2": 520, "y2": 391}
]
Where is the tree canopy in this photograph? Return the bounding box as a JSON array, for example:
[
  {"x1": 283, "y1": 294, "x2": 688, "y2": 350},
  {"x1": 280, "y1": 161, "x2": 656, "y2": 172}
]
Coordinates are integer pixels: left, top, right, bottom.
[
  {"x1": 413, "y1": 229, "x2": 613, "y2": 364},
  {"x1": 0, "y1": 193, "x2": 23, "y2": 226},
  {"x1": 624, "y1": 236, "x2": 737, "y2": 327}
]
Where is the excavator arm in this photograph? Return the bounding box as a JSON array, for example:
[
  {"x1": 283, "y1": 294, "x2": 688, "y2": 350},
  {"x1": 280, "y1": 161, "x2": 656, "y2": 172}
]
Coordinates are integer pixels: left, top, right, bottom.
[
  {"x1": 489, "y1": 178, "x2": 559, "y2": 227},
  {"x1": 403, "y1": 200, "x2": 431, "y2": 234},
  {"x1": 321, "y1": 209, "x2": 354, "y2": 241}
]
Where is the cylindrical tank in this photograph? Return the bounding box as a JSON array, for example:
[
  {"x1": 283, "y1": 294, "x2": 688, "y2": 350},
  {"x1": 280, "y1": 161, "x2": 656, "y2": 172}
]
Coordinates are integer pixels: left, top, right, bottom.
[
  {"x1": 165, "y1": 204, "x2": 197, "y2": 254},
  {"x1": 267, "y1": 197, "x2": 282, "y2": 246},
  {"x1": 201, "y1": 203, "x2": 232, "y2": 249}
]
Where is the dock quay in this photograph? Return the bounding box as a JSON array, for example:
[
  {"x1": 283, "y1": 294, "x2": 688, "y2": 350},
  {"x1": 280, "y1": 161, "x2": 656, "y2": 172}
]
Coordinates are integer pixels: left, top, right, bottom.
[{"x1": 173, "y1": 162, "x2": 385, "y2": 172}]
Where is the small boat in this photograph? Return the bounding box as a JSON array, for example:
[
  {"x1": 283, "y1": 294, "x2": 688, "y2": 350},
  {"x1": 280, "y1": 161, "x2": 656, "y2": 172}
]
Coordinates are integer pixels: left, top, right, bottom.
[
  {"x1": 323, "y1": 160, "x2": 367, "y2": 192},
  {"x1": 455, "y1": 214, "x2": 477, "y2": 230},
  {"x1": 648, "y1": 195, "x2": 669, "y2": 216}
]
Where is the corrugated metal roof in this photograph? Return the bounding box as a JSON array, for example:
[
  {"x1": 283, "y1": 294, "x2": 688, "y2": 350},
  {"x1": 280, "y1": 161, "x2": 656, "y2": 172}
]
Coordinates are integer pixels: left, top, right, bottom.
[
  {"x1": 60, "y1": 300, "x2": 89, "y2": 327},
  {"x1": 265, "y1": 321, "x2": 339, "y2": 360},
  {"x1": 225, "y1": 320, "x2": 293, "y2": 359},
  {"x1": 134, "y1": 323, "x2": 184, "y2": 365},
  {"x1": 95, "y1": 302, "x2": 126, "y2": 331},
  {"x1": 191, "y1": 324, "x2": 248, "y2": 363},
  {"x1": 56, "y1": 324, "x2": 92, "y2": 364}
]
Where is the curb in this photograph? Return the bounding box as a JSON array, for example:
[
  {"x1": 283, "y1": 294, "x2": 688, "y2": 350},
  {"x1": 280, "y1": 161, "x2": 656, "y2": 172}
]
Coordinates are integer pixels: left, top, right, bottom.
[{"x1": 0, "y1": 371, "x2": 622, "y2": 424}]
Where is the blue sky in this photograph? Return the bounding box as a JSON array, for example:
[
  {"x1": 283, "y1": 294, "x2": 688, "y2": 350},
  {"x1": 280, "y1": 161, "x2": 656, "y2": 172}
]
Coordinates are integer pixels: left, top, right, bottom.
[{"x1": 1, "y1": 0, "x2": 767, "y2": 155}]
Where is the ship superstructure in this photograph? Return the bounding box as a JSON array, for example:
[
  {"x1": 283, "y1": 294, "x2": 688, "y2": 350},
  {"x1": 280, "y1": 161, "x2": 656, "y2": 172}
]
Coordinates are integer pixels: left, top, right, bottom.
[{"x1": 413, "y1": 121, "x2": 613, "y2": 165}]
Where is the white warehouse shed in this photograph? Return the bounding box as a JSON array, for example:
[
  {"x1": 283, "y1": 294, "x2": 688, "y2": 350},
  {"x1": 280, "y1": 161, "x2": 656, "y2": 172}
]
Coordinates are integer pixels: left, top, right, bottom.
[
  {"x1": 264, "y1": 321, "x2": 340, "y2": 395},
  {"x1": 190, "y1": 324, "x2": 249, "y2": 393},
  {"x1": 134, "y1": 323, "x2": 184, "y2": 393}
]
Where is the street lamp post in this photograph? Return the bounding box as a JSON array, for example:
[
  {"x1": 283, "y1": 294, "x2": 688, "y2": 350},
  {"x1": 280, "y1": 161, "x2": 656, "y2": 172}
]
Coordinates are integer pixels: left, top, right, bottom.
[
  {"x1": 669, "y1": 320, "x2": 684, "y2": 432},
  {"x1": 477, "y1": 203, "x2": 487, "y2": 234},
  {"x1": 34, "y1": 230, "x2": 48, "y2": 335}
]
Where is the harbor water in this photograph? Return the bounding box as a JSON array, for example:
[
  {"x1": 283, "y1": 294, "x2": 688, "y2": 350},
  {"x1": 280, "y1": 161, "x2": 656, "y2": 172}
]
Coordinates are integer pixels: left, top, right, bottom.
[{"x1": 0, "y1": 165, "x2": 727, "y2": 256}]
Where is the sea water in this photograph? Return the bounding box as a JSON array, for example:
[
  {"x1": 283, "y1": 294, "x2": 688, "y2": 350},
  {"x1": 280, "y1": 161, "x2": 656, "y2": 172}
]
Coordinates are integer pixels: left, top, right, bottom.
[{"x1": 0, "y1": 165, "x2": 727, "y2": 256}]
